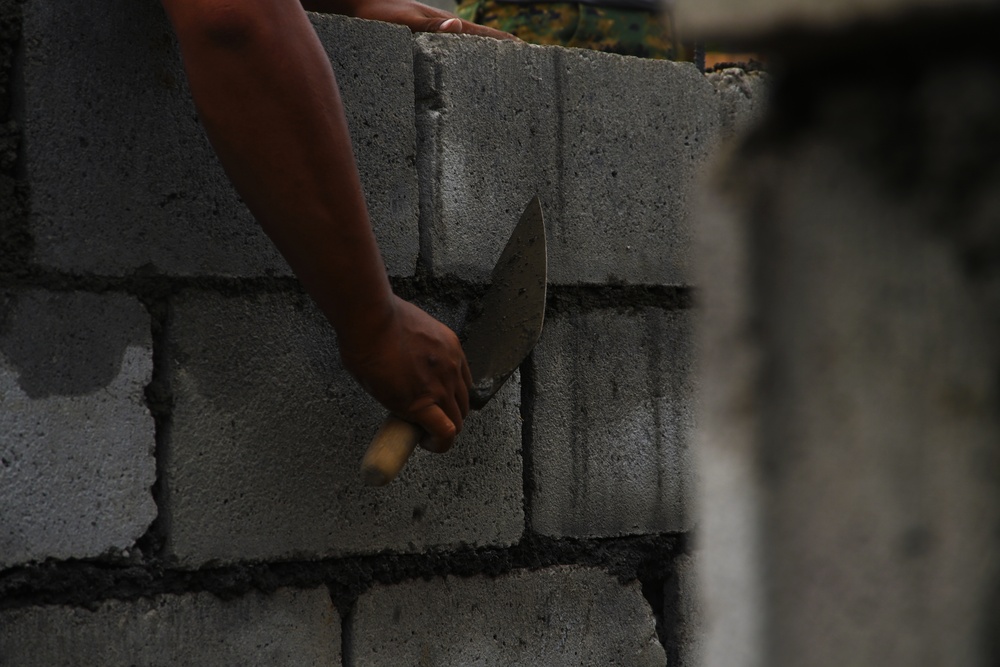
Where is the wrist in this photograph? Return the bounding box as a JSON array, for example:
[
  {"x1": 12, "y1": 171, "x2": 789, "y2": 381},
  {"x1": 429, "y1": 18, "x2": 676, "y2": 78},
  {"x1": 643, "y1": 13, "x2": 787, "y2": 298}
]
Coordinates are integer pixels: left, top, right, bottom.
[{"x1": 332, "y1": 292, "x2": 398, "y2": 360}]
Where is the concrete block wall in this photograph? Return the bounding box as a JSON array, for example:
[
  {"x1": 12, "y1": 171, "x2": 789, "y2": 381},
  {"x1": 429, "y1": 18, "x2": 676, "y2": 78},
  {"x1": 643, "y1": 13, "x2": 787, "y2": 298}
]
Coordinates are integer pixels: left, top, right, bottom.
[
  {"x1": 1, "y1": 588, "x2": 341, "y2": 665},
  {"x1": 0, "y1": 0, "x2": 768, "y2": 663},
  {"x1": 414, "y1": 34, "x2": 717, "y2": 285}
]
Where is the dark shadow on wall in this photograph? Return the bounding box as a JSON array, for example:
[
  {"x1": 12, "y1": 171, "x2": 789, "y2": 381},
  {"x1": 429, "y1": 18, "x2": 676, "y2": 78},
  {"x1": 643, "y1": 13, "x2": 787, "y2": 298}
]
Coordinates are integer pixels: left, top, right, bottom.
[
  {"x1": 0, "y1": 291, "x2": 149, "y2": 398},
  {"x1": 0, "y1": 0, "x2": 30, "y2": 277}
]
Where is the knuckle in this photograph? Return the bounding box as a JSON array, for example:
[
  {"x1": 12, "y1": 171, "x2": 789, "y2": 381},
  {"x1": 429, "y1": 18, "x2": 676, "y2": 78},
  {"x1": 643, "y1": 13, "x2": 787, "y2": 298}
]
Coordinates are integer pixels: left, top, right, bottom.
[{"x1": 432, "y1": 437, "x2": 454, "y2": 454}]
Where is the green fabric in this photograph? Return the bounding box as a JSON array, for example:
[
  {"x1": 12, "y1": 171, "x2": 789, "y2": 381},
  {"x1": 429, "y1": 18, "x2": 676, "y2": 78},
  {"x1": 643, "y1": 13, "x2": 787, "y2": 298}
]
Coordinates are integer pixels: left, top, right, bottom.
[{"x1": 456, "y1": 0, "x2": 684, "y2": 60}]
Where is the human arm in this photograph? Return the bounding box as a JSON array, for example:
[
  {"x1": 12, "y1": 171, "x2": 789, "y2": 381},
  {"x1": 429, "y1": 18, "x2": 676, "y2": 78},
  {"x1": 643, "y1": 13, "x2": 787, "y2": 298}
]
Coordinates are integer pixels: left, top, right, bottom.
[
  {"x1": 161, "y1": 0, "x2": 473, "y2": 450},
  {"x1": 299, "y1": 0, "x2": 516, "y2": 40}
]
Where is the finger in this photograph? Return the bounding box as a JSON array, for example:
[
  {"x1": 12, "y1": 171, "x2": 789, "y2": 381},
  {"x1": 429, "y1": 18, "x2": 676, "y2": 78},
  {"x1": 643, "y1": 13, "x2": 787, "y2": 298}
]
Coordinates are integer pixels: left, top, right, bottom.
[
  {"x1": 453, "y1": 19, "x2": 520, "y2": 40},
  {"x1": 430, "y1": 17, "x2": 519, "y2": 41},
  {"x1": 414, "y1": 3, "x2": 453, "y2": 18},
  {"x1": 457, "y1": 363, "x2": 471, "y2": 418},
  {"x1": 461, "y1": 356, "x2": 473, "y2": 390},
  {"x1": 456, "y1": 383, "x2": 470, "y2": 419},
  {"x1": 440, "y1": 391, "x2": 464, "y2": 436},
  {"x1": 407, "y1": 16, "x2": 457, "y2": 33},
  {"x1": 414, "y1": 404, "x2": 457, "y2": 453}
]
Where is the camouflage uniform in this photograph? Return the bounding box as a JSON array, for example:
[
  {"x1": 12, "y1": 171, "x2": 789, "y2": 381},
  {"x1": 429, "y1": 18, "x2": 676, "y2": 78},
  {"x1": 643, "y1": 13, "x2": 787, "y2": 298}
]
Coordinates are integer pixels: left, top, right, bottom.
[{"x1": 455, "y1": 0, "x2": 685, "y2": 60}]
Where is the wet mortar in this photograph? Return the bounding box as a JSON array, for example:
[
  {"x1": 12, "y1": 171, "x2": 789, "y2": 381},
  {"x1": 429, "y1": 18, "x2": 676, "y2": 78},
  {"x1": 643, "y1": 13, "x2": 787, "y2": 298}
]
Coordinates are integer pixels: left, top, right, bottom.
[{"x1": 0, "y1": 533, "x2": 685, "y2": 633}]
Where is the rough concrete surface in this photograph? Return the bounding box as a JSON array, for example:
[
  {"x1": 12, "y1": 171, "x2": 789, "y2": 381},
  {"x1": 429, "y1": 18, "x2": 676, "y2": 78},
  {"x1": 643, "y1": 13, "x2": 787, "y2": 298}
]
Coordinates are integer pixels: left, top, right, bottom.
[
  {"x1": 415, "y1": 33, "x2": 719, "y2": 285},
  {"x1": 675, "y1": 0, "x2": 994, "y2": 39},
  {"x1": 17, "y1": 1, "x2": 417, "y2": 277},
  {"x1": 530, "y1": 308, "x2": 694, "y2": 538},
  {"x1": 351, "y1": 566, "x2": 666, "y2": 666},
  {"x1": 309, "y1": 13, "x2": 419, "y2": 277},
  {"x1": 0, "y1": 291, "x2": 155, "y2": 568},
  {"x1": 697, "y1": 63, "x2": 1000, "y2": 667},
  {"x1": 415, "y1": 35, "x2": 560, "y2": 283},
  {"x1": 0, "y1": 119, "x2": 16, "y2": 172},
  {"x1": 163, "y1": 291, "x2": 523, "y2": 567},
  {"x1": 0, "y1": 0, "x2": 18, "y2": 116},
  {"x1": 0, "y1": 587, "x2": 340, "y2": 666},
  {"x1": 707, "y1": 68, "x2": 770, "y2": 142}
]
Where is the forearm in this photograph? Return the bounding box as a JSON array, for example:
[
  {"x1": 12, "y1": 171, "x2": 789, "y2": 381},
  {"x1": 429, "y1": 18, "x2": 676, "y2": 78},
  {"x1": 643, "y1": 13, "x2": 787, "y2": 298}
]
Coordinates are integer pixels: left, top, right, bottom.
[
  {"x1": 298, "y1": 0, "x2": 518, "y2": 40},
  {"x1": 163, "y1": 0, "x2": 393, "y2": 346},
  {"x1": 299, "y1": 0, "x2": 357, "y2": 14}
]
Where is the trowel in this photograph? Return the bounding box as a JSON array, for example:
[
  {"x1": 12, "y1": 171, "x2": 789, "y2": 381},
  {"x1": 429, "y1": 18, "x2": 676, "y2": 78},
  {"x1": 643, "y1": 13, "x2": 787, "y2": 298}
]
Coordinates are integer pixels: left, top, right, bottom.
[{"x1": 360, "y1": 196, "x2": 548, "y2": 486}]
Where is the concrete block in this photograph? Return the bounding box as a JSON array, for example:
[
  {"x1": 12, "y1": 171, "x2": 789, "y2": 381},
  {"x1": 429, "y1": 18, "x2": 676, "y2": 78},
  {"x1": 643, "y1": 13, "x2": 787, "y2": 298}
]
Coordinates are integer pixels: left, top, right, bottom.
[
  {"x1": 556, "y1": 49, "x2": 717, "y2": 286},
  {"x1": 17, "y1": 1, "x2": 417, "y2": 277},
  {"x1": 530, "y1": 308, "x2": 694, "y2": 538},
  {"x1": 696, "y1": 64, "x2": 1000, "y2": 667},
  {"x1": 0, "y1": 587, "x2": 339, "y2": 666},
  {"x1": 0, "y1": 291, "x2": 155, "y2": 568},
  {"x1": 673, "y1": 553, "x2": 704, "y2": 667},
  {"x1": 415, "y1": 34, "x2": 718, "y2": 286},
  {"x1": 707, "y1": 68, "x2": 771, "y2": 142},
  {"x1": 675, "y1": 0, "x2": 994, "y2": 39},
  {"x1": 414, "y1": 35, "x2": 561, "y2": 282},
  {"x1": 310, "y1": 13, "x2": 419, "y2": 277},
  {"x1": 351, "y1": 566, "x2": 666, "y2": 666},
  {"x1": 162, "y1": 291, "x2": 522, "y2": 567}
]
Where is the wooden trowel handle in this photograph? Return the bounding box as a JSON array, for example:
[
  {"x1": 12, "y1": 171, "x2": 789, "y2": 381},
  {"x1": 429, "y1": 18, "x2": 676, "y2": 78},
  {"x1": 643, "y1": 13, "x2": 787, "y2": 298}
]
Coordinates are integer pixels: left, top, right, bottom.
[{"x1": 360, "y1": 415, "x2": 423, "y2": 486}]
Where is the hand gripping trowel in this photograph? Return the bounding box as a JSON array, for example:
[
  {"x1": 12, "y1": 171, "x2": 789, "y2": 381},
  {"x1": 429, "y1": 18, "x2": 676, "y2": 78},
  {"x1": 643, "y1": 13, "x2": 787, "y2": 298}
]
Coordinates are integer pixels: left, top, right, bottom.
[{"x1": 360, "y1": 196, "x2": 547, "y2": 486}]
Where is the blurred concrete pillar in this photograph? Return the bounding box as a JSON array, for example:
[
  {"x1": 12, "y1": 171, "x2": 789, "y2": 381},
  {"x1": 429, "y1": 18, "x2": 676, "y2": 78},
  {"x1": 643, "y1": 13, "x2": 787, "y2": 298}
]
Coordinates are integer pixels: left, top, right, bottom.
[
  {"x1": 687, "y1": 2, "x2": 1000, "y2": 665},
  {"x1": 676, "y1": 0, "x2": 995, "y2": 38}
]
